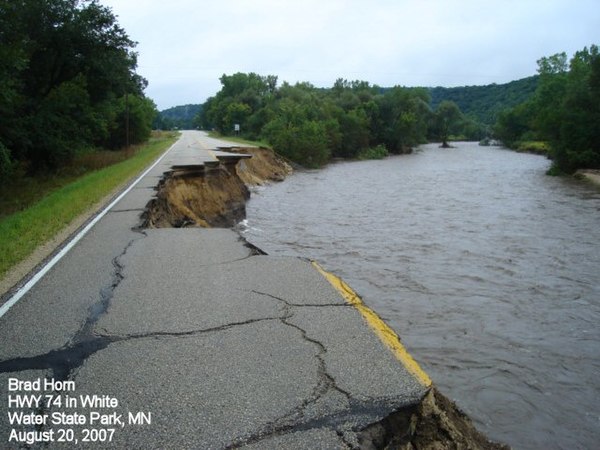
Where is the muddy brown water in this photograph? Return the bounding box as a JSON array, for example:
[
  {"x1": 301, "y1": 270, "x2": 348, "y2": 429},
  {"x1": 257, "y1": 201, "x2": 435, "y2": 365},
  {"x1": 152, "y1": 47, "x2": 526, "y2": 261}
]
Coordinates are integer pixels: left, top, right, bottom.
[{"x1": 241, "y1": 142, "x2": 600, "y2": 450}]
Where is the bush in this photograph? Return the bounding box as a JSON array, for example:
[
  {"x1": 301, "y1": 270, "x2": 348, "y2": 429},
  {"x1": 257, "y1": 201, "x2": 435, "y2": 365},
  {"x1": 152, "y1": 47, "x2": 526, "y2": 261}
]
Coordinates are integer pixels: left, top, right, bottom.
[
  {"x1": 515, "y1": 141, "x2": 550, "y2": 155},
  {"x1": 357, "y1": 144, "x2": 389, "y2": 160},
  {"x1": 263, "y1": 118, "x2": 330, "y2": 168}
]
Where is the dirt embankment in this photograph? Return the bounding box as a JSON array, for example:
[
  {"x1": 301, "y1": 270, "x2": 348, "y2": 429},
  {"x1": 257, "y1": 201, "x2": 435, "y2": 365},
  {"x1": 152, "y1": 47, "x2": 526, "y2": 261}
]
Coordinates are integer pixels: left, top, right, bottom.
[
  {"x1": 142, "y1": 147, "x2": 291, "y2": 228},
  {"x1": 228, "y1": 146, "x2": 292, "y2": 185},
  {"x1": 360, "y1": 387, "x2": 509, "y2": 449}
]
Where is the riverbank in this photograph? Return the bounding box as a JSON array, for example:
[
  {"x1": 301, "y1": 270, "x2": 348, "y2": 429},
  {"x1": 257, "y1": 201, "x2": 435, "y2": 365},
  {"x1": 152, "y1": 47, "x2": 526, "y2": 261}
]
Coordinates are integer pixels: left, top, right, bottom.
[{"x1": 576, "y1": 169, "x2": 600, "y2": 186}]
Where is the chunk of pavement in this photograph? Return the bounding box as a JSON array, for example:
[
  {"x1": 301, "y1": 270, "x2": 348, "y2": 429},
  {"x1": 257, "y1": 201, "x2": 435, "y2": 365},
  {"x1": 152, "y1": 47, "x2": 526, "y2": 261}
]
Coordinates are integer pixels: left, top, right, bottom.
[
  {"x1": 110, "y1": 187, "x2": 156, "y2": 212},
  {"x1": 73, "y1": 321, "x2": 321, "y2": 449},
  {"x1": 127, "y1": 228, "x2": 253, "y2": 266},
  {"x1": 287, "y1": 306, "x2": 427, "y2": 406}
]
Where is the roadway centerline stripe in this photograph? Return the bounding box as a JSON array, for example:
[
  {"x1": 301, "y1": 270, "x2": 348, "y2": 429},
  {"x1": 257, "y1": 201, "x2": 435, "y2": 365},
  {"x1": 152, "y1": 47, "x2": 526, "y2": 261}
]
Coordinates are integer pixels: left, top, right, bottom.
[
  {"x1": 0, "y1": 139, "x2": 180, "y2": 320},
  {"x1": 312, "y1": 261, "x2": 432, "y2": 387}
]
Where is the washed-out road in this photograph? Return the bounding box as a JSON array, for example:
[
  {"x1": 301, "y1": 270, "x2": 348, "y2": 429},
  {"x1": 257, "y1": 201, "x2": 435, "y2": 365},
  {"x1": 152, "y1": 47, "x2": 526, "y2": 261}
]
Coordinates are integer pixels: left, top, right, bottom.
[{"x1": 0, "y1": 131, "x2": 429, "y2": 449}]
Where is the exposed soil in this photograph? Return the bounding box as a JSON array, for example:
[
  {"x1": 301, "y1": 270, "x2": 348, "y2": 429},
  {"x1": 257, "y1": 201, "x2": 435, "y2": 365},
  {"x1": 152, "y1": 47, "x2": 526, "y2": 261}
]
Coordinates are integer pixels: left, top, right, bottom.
[
  {"x1": 142, "y1": 147, "x2": 291, "y2": 228},
  {"x1": 229, "y1": 146, "x2": 293, "y2": 185},
  {"x1": 359, "y1": 387, "x2": 510, "y2": 450},
  {"x1": 142, "y1": 164, "x2": 250, "y2": 228}
]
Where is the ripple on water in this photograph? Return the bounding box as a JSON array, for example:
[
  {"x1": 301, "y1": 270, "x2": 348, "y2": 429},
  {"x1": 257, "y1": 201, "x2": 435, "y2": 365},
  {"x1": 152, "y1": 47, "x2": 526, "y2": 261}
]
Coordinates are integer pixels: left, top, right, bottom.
[{"x1": 243, "y1": 143, "x2": 600, "y2": 450}]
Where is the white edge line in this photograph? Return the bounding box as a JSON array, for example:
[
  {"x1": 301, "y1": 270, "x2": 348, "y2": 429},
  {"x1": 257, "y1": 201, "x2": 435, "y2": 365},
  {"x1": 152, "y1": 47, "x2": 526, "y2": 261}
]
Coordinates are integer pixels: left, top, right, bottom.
[{"x1": 0, "y1": 139, "x2": 179, "y2": 319}]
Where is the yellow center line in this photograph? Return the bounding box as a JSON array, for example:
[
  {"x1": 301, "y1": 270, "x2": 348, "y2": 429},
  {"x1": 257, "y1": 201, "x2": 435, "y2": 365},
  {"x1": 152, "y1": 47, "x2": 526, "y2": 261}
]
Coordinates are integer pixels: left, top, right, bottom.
[
  {"x1": 312, "y1": 261, "x2": 432, "y2": 387},
  {"x1": 192, "y1": 139, "x2": 218, "y2": 161}
]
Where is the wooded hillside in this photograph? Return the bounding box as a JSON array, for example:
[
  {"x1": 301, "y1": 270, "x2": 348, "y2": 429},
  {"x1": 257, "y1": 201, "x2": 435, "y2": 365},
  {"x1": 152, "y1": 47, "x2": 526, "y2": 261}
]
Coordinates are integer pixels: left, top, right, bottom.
[
  {"x1": 154, "y1": 104, "x2": 202, "y2": 130},
  {"x1": 426, "y1": 76, "x2": 539, "y2": 125}
]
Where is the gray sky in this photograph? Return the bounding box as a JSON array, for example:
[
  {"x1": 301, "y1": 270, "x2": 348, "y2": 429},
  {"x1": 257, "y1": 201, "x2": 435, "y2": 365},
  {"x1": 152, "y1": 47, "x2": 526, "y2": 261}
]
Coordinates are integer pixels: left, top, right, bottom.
[{"x1": 100, "y1": 0, "x2": 600, "y2": 110}]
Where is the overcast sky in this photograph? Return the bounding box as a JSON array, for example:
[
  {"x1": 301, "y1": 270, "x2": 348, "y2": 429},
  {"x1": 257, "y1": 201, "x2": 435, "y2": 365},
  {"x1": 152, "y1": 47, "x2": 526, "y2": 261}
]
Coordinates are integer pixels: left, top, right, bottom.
[{"x1": 100, "y1": 0, "x2": 600, "y2": 110}]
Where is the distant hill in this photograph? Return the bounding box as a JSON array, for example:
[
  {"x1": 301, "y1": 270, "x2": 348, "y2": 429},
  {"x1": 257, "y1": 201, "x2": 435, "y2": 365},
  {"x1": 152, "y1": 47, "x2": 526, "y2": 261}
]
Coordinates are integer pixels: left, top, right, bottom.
[
  {"x1": 425, "y1": 76, "x2": 539, "y2": 125},
  {"x1": 154, "y1": 104, "x2": 202, "y2": 130},
  {"x1": 160, "y1": 76, "x2": 538, "y2": 131}
]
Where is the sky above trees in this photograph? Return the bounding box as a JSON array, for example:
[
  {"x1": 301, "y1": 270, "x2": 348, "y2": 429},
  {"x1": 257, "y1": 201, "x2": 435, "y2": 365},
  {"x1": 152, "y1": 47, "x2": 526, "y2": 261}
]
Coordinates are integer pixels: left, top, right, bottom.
[{"x1": 100, "y1": 0, "x2": 600, "y2": 110}]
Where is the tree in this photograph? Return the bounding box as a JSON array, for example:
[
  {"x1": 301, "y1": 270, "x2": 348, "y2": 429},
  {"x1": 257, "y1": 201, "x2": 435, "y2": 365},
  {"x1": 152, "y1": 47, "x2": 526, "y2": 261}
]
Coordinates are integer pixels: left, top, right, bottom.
[
  {"x1": 494, "y1": 101, "x2": 536, "y2": 148},
  {"x1": 549, "y1": 46, "x2": 600, "y2": 172},
  {"x1": 373, "y1": 87, "x2": 429, "y2": 153},
  {"x1": 0, "y1": 0, "x2": 151, "y2": 171},
  {"x1": 199, "y1": 73, "x2": 433, "y2": 165},
  {"x1": 493, "y1": 45, "x2": 600, "y2": 173},
  {"x1": 432, "y1": 101, "x2": 463, "y2": 147},
  {"x1": 106, "y1": 95, "x2": 157, "y2": 149}
]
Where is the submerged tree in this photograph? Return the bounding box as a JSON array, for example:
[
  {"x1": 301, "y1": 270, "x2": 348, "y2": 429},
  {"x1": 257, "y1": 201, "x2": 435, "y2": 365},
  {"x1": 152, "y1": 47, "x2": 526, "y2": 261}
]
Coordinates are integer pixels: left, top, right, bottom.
[{"x1": 432, "y1": 101, "x2": 463, "y2": 147}]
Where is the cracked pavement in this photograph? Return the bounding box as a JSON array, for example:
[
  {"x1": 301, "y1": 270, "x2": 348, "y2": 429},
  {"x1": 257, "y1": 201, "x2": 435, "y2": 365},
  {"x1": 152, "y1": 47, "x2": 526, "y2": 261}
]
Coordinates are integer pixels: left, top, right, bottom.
[{"x1": 0, "y1": 131, "x2": 428, "y2": 449}]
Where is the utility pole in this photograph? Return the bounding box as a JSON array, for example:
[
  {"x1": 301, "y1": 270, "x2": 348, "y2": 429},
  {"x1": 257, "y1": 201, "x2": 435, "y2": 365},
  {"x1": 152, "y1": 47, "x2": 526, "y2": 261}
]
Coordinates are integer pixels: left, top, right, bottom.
[{"x1": 125, "y1": 91, "x2": 130, "y2": 148}]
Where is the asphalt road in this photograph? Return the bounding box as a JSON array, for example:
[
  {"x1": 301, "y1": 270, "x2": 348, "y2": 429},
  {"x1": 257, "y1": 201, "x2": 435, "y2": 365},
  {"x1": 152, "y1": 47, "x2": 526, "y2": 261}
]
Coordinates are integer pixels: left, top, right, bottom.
[{"x1": 0, "y1": 131, "x2": 429, "y2": 449}]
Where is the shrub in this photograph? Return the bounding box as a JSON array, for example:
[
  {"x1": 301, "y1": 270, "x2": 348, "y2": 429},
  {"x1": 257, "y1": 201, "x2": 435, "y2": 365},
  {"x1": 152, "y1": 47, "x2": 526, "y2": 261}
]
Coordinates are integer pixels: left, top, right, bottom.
[{"x1": 357, "y1": 144, "x2": 389, "y2": 160}]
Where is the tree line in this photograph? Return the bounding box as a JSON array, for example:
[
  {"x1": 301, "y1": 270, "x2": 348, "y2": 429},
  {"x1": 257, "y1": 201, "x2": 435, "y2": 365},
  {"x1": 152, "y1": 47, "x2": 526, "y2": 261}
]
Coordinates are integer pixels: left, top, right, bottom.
[
  {"x1": 197, "y1": 74, "x2": 485, "y2": 167},
  {"x1": 494, "y1": 45, "x2": 600, "y2": 173},
  {"x1": 0, "y1": 0, "x2": 156, "y2": 179}
]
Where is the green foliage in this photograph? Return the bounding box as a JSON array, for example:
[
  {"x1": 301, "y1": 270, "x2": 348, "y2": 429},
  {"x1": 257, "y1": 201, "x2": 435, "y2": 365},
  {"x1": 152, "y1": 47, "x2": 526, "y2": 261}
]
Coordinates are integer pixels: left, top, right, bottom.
[
  {"x1": 427, "y1": 76, "x2": 539, "y2": 125},
  {"x1": 155, "y1": 104, "x2": 202, "y2": 130},
  {"x1": 357, "y1": 145, "x2": 389, "y2": 160},
  {"x1": 515, "y1": 141, "x2": 550, "y2": 155},
  {"x1": 431, "y1": 101, "x2": 463, "y2": 146},
  {"x1": 494, "y1": 101, "x2": 537, "y2": 148},
  {"x1": 263, "y1": 117, "x2": 330, "y2": 168},
  {"x1": 200, "y1": 73, "x2": 277, "y2": 136},
  {"x1": 494, "y1": 45, "x2": 600, "y2": 173},
  {"x1": 202, "y1": 73, "x2": 486, "y2": 166},
  {"x1": 106, "y1": 95, "x2": 157, "y2": 149},
  {"x1": 0, "y1": 0, "x2": 154, "y2": 174}
]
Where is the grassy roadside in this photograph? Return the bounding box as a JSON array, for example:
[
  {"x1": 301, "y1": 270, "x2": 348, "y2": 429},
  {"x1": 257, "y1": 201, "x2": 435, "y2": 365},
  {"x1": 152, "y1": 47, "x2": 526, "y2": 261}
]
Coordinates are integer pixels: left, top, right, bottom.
[{"x1": 0, "y1": 131, "x2": 179, "y2": 279}]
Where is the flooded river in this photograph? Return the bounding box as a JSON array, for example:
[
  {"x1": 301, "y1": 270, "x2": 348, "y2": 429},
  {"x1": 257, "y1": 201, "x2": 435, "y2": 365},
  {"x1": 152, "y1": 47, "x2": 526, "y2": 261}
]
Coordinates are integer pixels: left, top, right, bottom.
[{"x1": 241, "y1": 142, "x2": 600, "y2": 449}]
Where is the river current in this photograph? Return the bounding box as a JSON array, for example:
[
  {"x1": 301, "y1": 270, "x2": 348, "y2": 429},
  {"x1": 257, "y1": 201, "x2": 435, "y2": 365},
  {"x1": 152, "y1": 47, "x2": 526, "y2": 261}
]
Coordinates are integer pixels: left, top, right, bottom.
[{"x1": 241, "y1": 142, "x2": 600, "y2": 449}]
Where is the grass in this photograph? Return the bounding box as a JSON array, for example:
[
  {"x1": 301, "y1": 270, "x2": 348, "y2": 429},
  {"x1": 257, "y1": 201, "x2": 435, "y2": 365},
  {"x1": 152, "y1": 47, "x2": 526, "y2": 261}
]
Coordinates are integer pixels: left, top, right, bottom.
[
  {"x1": 515, "y1": 141, "x2": 550, "y2": 155},
  {"x1": 0, "y1": 131, "x2": 179, "y2": 278},
  {"x1": 207, "y1": 131, "x2": 271, "y2": 148}
]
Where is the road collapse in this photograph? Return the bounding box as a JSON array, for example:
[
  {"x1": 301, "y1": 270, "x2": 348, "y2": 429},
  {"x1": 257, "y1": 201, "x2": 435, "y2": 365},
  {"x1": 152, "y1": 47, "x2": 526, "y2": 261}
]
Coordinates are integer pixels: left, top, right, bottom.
[
  {"x1": 142, "y1": 147, "x2": 292, "y2": 228},
  {"x1": 139, "y1": 145, "x2": 507, "y2": 449}
]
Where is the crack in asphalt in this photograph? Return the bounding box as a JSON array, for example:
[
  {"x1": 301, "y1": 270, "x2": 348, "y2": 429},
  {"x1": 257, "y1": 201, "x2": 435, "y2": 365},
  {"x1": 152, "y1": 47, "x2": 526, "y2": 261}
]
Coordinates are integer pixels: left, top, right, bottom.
[
  {"x1": 0, "y1": 318, "x2": 283, "y2": 378},
  {"x1": 0, "y1": 231, "x2": 148, "y2": 381},
  {"x1": 95, "y1": 317, "x2": 282, "y2": 341},
  {"x1": 71, "y1": 229, "x2": 147, "y2": 345},
  {"x1": 227, "y1": 396, "x2": 417, "y2": 450},
  {"x1": 250, "y1": 289, "x2": 351, "y2": 308},
  {"x1": 226, "y1": 291, "x2": 359, "y2": 449}
]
